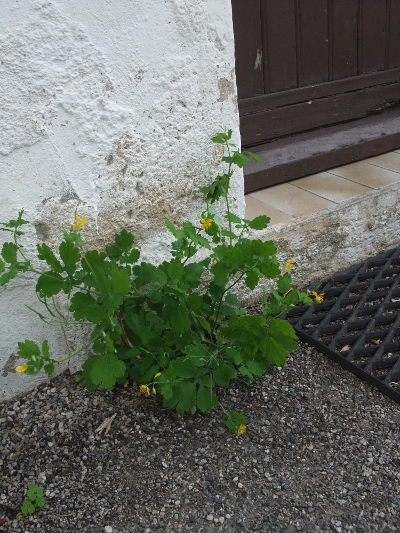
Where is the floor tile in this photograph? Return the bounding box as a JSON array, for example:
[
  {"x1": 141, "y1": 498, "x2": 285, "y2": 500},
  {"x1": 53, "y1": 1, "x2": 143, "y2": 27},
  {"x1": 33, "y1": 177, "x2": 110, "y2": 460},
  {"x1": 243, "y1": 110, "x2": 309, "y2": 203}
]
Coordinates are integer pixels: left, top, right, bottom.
[
  {"x1": 245, "y1": 195, "x2": 292, "y2": 225},
  {"x1": 290, "y1": 172, "x2": 373, "y2": 203},
  {"x1": 363, "y1": 151, "x2": 400, "y2": 174},
  {"x1": 249, "y1": 182, "x2": 335, "y2": 217},
  {"x1": 327, "y1": 161, "x2": 400, "y2": 189}
]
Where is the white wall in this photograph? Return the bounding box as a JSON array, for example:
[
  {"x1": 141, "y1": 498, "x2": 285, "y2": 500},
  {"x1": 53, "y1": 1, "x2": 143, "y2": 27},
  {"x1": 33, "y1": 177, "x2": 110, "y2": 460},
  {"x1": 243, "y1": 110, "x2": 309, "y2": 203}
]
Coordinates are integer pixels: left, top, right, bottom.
[{"x1": 0, "y1": 0, "x2": 242, "y2": 400}]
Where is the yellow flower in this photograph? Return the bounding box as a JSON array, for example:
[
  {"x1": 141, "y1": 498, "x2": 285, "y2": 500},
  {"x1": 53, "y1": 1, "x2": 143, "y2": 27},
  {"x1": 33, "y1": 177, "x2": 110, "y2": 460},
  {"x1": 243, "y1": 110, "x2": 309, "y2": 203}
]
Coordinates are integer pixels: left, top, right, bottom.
[
  {"x1": 284, "y1": 259, "x2": 295, "y2": 273},
  {"x1": 15, "y1": 364, "x2": 28, "y2": 373},
  {"x1": 213, "y1": 259, "x2": 217, "y2": 265},
  {"x1": 312, "y1": 290, "x2": 324, "y2": 304},
  {"x1": 71, "y1": 213, "x2": 86, "y2": 231},
  {"x1": 154, "y1": 372, "x2": 161, "y2": 379},
  {"x1": 139, "y1": 384, "x2": 150, "y2": 395},
  {"x1": 200, "y1": 218, "x2": 213, "y2": 230},
  {"x1": 237, "y1": 424, "x2": 246, "y2": 435},
  {"x1": 152, "y1": 386, "x2": 156, "y2": 395}
]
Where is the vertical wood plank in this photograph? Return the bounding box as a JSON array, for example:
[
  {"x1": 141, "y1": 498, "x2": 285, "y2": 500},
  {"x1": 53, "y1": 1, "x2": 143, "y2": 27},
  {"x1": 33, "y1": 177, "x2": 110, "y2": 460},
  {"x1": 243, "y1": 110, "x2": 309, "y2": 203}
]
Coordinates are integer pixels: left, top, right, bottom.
[
  {"x1": 331, "y1": 0, "x2": 358, "y2": 80},
  {"x1": 389, "y1": 0, "x2": 400, "y2": 68},
  {"x1": 360, "y1": 0, "x2": 387, "y2": 73},
  {"x1": 262, "y1": 0, "x2": 297, "y2": 93},
  {"x1": 297, "y1": 0, "x2": 329, "y2": 86},
  {"x1": 231, "y1": 0, "x2": 264, "y2": 99}
]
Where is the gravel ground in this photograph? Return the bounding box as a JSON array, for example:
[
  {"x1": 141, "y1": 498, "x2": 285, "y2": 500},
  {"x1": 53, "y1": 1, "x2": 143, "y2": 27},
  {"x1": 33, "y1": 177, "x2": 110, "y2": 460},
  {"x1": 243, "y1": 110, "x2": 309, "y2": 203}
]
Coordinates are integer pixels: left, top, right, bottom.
[{"x1": 1, "y1": 341, "x2": 400, "y2": 533}]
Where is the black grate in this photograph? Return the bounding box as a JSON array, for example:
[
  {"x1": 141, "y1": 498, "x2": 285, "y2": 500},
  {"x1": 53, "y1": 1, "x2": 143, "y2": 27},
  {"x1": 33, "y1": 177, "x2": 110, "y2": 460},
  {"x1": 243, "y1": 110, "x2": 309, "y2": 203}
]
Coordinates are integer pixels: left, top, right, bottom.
[{"x1": 286, "y1": 244, "x2": 400, "y2": 403}]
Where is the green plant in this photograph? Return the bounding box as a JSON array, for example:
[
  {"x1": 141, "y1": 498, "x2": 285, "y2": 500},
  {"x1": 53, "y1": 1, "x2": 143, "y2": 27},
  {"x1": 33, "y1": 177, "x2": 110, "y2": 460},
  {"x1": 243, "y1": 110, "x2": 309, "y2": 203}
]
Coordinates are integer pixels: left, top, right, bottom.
[
  {"x1": 1, "y1": 130, "x2": 317, "y2": 433},
  {"x1": 21, "y1": 484, "x2": 46, "y2": 515}
]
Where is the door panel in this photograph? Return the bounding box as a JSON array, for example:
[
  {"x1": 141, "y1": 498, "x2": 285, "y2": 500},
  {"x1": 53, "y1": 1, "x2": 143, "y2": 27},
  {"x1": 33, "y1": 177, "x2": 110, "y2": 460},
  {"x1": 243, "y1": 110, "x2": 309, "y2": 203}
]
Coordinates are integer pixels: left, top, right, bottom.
[
  {"x1": 389, "y1": 0, "x2": 400, "y2": 69},
  {"x1": 231, "y1": 0, "x2": 400, "y2": 149},
  {"x1": 331, "y1": 0, "x2": 358, "y2": 80},
  {"x1": 262, "y1": 0, "x2": 297, "y2": 92},
  {"x1": 297, "y1": 0, "x2": 329, "y2": 86},
  {"x1": 359, "y1": 0, "x2": 387, "y2": 73},
  {"x1": 231, "y1": 0, "x2": 264, "y2": 99}
]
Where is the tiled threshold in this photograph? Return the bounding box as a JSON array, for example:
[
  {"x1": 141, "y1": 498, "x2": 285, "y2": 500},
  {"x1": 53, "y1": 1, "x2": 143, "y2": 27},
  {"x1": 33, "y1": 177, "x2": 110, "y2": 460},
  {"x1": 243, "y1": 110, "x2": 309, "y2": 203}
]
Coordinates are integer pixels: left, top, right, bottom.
[{"x1": 245, "y1": 150, "x2": 400, "y2": 225}]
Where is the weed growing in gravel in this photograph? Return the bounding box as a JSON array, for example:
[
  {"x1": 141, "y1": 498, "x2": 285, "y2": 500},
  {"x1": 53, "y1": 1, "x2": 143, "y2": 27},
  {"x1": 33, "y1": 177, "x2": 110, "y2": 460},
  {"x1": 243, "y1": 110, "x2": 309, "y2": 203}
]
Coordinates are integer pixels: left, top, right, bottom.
[
  {"x1": 21, "y1": 484, "x2": 46, "y2": 515},
  {"x1": 0, "y1": 130, "x2": 313, "y2": 433}
]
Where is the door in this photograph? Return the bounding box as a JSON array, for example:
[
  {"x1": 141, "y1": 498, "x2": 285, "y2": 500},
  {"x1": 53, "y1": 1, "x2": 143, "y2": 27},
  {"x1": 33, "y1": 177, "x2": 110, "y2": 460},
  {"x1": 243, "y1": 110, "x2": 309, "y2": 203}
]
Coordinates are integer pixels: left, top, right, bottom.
[{"x1": 232, "y1": 0, "x2": 400, "y2": 191}]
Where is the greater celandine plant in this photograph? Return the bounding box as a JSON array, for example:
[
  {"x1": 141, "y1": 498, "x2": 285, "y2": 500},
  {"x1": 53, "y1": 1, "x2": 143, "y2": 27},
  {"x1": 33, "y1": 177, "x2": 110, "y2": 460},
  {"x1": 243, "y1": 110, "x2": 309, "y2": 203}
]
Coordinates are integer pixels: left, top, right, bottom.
[{"x1": 0, "y1": 130, "x2": 322, "y2": 433}]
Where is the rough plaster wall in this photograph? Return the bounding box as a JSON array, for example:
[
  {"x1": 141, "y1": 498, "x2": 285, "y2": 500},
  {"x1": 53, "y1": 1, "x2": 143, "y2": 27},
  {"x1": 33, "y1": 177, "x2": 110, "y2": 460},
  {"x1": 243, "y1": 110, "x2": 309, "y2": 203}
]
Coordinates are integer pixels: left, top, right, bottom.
[{"x1": 0, "y1": 0, "x2": 242, "y2": 400}]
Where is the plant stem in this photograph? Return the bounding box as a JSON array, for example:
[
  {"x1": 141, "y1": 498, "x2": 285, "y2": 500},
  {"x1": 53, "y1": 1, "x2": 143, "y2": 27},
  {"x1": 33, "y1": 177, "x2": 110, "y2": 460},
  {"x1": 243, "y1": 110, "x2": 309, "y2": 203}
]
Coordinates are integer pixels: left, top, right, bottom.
[
  {"x1": 56, "y1": 335, "x2": 100, "y2": 363},
  {"x1": 225, "y1": 140, "x2": 233, "y2": 246},
  {"x1": 117, "y1": 310, "x2": 133, "y2": 348},
  {"x1": 212, "y1": 272, "x2": 245, "y2": 334}
]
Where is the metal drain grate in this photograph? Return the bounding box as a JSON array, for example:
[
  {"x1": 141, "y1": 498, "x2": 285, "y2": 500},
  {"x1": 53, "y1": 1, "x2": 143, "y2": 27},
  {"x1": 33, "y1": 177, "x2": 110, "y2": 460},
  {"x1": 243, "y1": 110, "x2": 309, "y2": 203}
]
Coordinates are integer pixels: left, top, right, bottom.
[{"x1": 286, "y1": 244, "x2": 400, "y2": 403}]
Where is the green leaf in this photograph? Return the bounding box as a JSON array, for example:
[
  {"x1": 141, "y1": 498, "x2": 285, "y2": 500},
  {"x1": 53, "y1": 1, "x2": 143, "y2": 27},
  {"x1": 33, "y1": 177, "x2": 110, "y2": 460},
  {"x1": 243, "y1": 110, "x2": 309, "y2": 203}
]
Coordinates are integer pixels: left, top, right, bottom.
[
  {"x1": 21, "y1": 499, "x2": 35, "y2": 515},
  {"x1": 245, "y1": 270, "x2": 259, "y2": 290},
  {"x1": 44, "y1": 363, "x2": 55, "y2": 377},
  {"x1": 260, "y1": 335, "x2": 288, "y2": 366},
  {"x1": 17, "y1": 340, "x2": 40, "y2": 360},
  {"x1": 245, "y1": 360, "x2": 266, "y2": 376},
  {"x1": 212, "y1": 361, "x2": 237, "y2": 386},
  {"x1": 185, "y1": 343, "x2": 210, "y2": 366},
  {"x1": 187, "y1": 293, "x2": 202, "y2": 310},
  {"x1": 222, "y1": 315, "x2": 266, "y2": 341},
  {"x1": 163, "y1": 298, "x2": 191, "y2": 336},
  {"x1": 42, "y1": 340, "x2": 50, "y2": 360},
  {"x1": 243, "y1": 150, "x2": 263, "y2": 163},
  {"x1": 126, "y1": 249, "x2": 140, "y2": 264},
  {"x1": 197, "y1": 385, "x2": 218, "y2": 413},
  {"x1": 70, "y1": 292, "x2": 104, "y2": 323},
  {"x1": 197, "y1": 316, "x2": 211, "y2": 335},
  {"x1": 225, "y1": 292, "x2": 240, "y2": 307},
  {"x1": 0, "y1": 258, "x2": 4, "y2": 273},
  {"x1": 82, "y1": 356, "x2": 99, "y2": 392},
  {"x1": 226, "y1": 348, "x2": 243, "y2": 365},
  {"x1": 171, "y1": 357, "x2": 197, "y2": 378},
  {"x1": 159, "y1": 382, "x2": 173, "y2": 400},
  {"x1": 175, "y1": 381, "x2": 197, "y2": 413},
  {"x1": 35, "y1": 495, "x2": 46, "y2": 508},
  {"x1": 165, "y1": 217, "x2": 177, "y2": 236},
  {"x1": 223, "y1": 410, "x2": 246, "y2": 434},
  {"x1": 247, "y1": 215, "x2": 270, "y2": 230},
  {"x1": 277, "y1": 272, "x2": 292, "y2": 294},
  {"x1": 115, "y1": 229, "x2": 135, "y2": 252},
  {"x1": 212, "y1": 261, "x2": 229, "y2": 286},
  {"x1": 232, "y1": 151, "x2": 248, "y2": 168},
  {"x1": 90, "y1": 354, "x2": 126, "y2": 390},
  {"x1": 184, "y1": 262, "x2": 206, "y2": 288},
  {"x1": 225, "y1": 212, "x2": 242, "y2": 224},
  {"x1": 106, "y1": 245, "x2": 121, "y2": 259},
  {"x1": 0, "y1": 267, "x2": 18, "y2": 285},
  {"x1": 211, "y1": 130, "x2": 232, "y2": 144},
  {"x1": 133, "y1": 262, "x2": 160, "y2": 288},
  {"x1": 110, "y1": 265, "x2": 131, "y2": 295},
  {"x1": 37, "y1": 243, "x2": 63, "y2": 273},
  {"x1": 268, "y1": 318, "x2": 297, "y2": 339},
  {"x1": 167, "y1": 258, "x2": 184, "y2": 281},
  {"x1": 36, "y1": 272, "x2": 65, "y2": 297},
  {"x1": 81, "y1": 250, "x2": 108, "y2": 274},
  {"x1": 27, "y1": 484, "x2": 39, "y2": 500},
  {"x1": 2, "y1": 242, "x2": 17, "y2": 266},
  {"x1": 239, "y1": 365, "x2": 253, "y2": 378},
  {"x1": 59, "y1": 241, "x2": 80, "y2": 276},
  {"x1": 197, "y1": 235, "x2": 211, "y2": 250},
  {"x1": 1, "y1": 210, "x2": 29, "y2": 229}
]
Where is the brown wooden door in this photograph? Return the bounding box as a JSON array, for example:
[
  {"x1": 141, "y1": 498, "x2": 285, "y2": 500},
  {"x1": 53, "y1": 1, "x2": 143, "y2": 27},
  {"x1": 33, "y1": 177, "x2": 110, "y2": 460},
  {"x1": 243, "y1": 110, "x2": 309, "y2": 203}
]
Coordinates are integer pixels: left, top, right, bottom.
[{"x1": 232, "y1": 0, "x2": 400, "y2": 191}]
